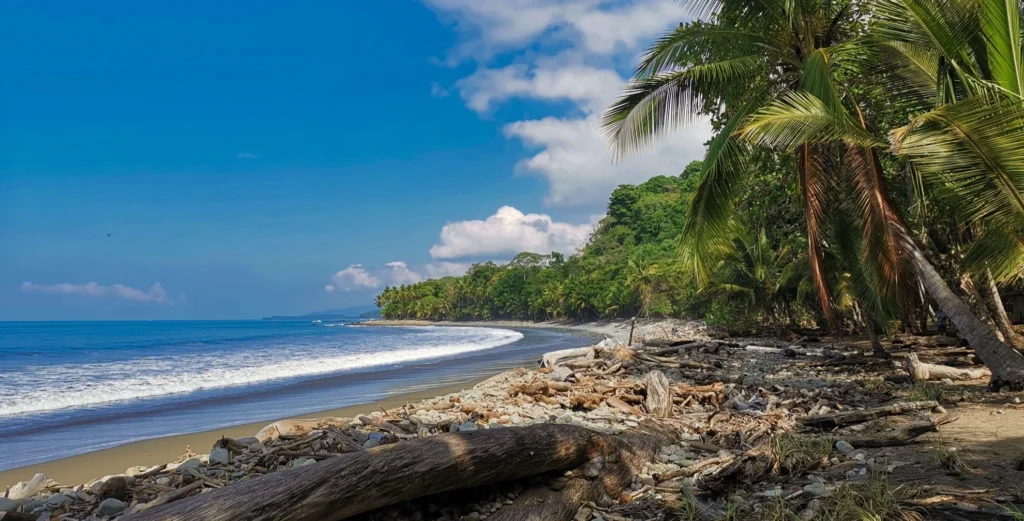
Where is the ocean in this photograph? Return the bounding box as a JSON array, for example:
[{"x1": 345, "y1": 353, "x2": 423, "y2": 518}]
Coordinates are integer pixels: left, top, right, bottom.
[{"x1": 0, "y1": 320, "x2": 592, "y2": 472}]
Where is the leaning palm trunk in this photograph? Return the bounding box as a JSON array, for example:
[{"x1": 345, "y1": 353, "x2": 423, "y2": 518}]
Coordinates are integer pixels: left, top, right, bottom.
[
  {"x1": 960, "y1": 273, "x2": 1004, "y2": 342},
  {"x1": 908, "y1": 244, "x2": 1024, "y2": 387},
  {"x1": 980, "y1": 269, "x2": 1024, "y2": 348}
]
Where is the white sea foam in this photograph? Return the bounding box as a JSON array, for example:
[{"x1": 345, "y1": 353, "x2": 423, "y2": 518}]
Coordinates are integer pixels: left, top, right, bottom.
[{"x1": 0, "y1": 327, "x2": 522, "y2": 418}]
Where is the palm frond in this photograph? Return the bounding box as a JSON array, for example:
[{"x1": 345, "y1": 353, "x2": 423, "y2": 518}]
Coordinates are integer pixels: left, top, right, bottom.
[
  {"x1": 963, "y1": 227, "x2": 1024, "y2": 283},
  {"x1": 637, "y1": 23, "x2": 768, "y2": 78},
  {"x1": 739, "y1": 91, "x2": 884, "y2": 150},
  {"x1": 799, "y1": 143, "x2": 839, "y2": 328},
  {"x1": 680, "y1": 103, "x2": 756, "y2": 285},
  {"x1": 890, "y1": 95, "x2": 1024, "y2": 227},
  {"x1": 604, "y1": 55, "x2": 766, "y2": 159},
  {"x1": 872, "y1": 0, "x2": 981, "y2": 67},
  {"x1": 981, "y1": 0, "x2": 1024, "y2": 98}
]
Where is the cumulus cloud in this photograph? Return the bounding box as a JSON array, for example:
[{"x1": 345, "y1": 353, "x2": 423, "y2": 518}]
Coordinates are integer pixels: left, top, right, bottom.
[
  {"x1": 430, "y1": 206, "x2": 594, "y2": 260},
  {"x1": 507, "y1": 114, "x2": 711, "y2": 205},
  {"x1": 324, "y1": 285, "x2": 337, "y2": 294},
  {"x1": 384, "y1": 261, "x2": 425, "y2": 285},
  {"x1": 458, "y1": 63, "x2": 623, "y2": 114},
  {"x1": 428, "y1": 0, "x2": 711, "y2": 206},
  {"x1": 330, "y1": 265, "x2": 381, "y2": 291},
  {"x1": 425, "y1": 0, "x2": 687, "y2": 60},
  {"x1": 423, "y1": 261, "x2": 474, "y2": 278},
  {"x1": 21, "y1": 281, "x2": 173, "y2": 304}
]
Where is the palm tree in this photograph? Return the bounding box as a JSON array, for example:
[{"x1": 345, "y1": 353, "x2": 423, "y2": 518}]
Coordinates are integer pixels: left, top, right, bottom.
[
  {"x1": 627, "y1": 256, "x2": 659, "y2": 317},
  {"x1": 604, "y1": 0, "x2": 1024, "y2": 386}
]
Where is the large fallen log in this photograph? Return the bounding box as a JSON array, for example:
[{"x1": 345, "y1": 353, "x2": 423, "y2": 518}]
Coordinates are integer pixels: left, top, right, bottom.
[
  {"x1": 906, "y1": 353, "x2": 989, "y2": 381},
  {"x1": 122, "y1": 424, "x2": 611, "y2": 521},
  {"x1": 797, "y1": 401, "x2": 939, "y2": 429},
  {"x1": 487, "y1": 433, "x2": 664, "y2": 521}
]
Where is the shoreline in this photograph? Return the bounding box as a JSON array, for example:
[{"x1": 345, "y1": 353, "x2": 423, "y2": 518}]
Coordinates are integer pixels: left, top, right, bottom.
[
  {"x1": 0, "y1": 319, "x2": 697, "y2": 488},
  {"x1": 0, "y1": 378, "x2": 485, "y2": 487}
]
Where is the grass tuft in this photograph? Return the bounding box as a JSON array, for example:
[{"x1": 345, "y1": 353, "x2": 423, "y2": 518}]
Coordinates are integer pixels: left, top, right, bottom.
[
  {"x1": 930, "y1": 438, "x2": 972, "y2": 475},
  {"x1": 770, "y1": 433, "x2": 833, "y2": 475},
  {"x1": 817, "y1": 476, "x2": 922, "y2": 521},
  {"x1": 907, "y1": 382, "x2": 945, "y2": 402}
]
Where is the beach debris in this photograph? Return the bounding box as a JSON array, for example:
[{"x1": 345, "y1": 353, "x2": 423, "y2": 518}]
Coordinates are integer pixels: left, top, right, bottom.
[
  {"x1": 7, "y1": 324, "x2": 1018, "y2": 521},
  {"x1": 905, "y1": 353, "x2": 989, "y2": 381},
  {"x1": 98, "y1": 497, "x2": 126, "y2": 517}
]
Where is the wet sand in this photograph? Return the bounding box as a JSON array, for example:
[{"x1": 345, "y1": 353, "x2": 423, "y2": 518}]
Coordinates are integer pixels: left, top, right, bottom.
[{"x1": 0, "y1": 379, "x2": 481, "y2": 487}]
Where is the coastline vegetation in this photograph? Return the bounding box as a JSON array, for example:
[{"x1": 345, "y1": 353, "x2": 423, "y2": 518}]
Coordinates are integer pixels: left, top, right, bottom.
[{"x1": 378, "y1": 0, "x2": 1024, "y2": 386}]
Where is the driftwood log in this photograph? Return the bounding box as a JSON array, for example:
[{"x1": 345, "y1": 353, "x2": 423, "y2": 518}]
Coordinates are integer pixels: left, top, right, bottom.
[
  {"x1": 906, "y1": 353, "x2": 989, "y2": 381},
  {"x1": 487, "y1": 432, "x2": 664, "y2": 521},
  {"x1": 541, "y1": 347, "x2": 595, "y2": 368},
  {"x1": 844, "y1": 414, "x2": 958, "y2": 448},
  {"x1": 122, "y1": 424, "x2": 623, "y2": 521},
  {"x1": 797, "y1": 401, "x2": 939, "y2": 429},
  {"x1": 644, "y1": 371, "x2": 672, "y2": 418}
]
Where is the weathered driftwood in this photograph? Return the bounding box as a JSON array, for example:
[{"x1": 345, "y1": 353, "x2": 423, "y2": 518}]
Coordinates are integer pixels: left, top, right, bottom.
[
  {"x1": 541, "y1": 347, "x2": 595, "y2": 368},
  {"x1": 122, "y1": 424, "x2": 610, "y2": 521},
  {"x1": 644, "y1": 371, "x2": 672, "y2": 418},
  {"x1": 798, "y1": 401, "x2": 939, "y2": 429},
  {"x1": 906, "y1": 353, "x2": 989, "y2": 381},
  {"x1": 844, "y1": 421, "x2": 936, "y2": 447},
  {"x1": 0, "y1": 511, "x2": 39, "y2": 521},
  {"x1": 487, "y1": 433, "x2": 663, "y2": 521}
]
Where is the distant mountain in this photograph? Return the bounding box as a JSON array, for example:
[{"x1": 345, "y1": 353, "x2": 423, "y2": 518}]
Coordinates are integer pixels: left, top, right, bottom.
[{"x1": 262, "y1": 304, "x2": 378, "y2": 321}]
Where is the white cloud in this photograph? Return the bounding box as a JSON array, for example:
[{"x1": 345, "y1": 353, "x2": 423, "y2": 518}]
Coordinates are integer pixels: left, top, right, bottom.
[
  {"x1": 429, "y1": 0, "x2": 710, "y2": 206},
  {"x1": 430, "y1": 206, "x2": 594, "y2": 259},
  {"x1": 507, "y1": 113, "x2": 711, "y2": 205},
  {"x1": 384, "y1": 261, "x2": 425, "y2": 285},
  {"x1": 330, "y1": 265, "x2": 381, "y2": 291},
  {"x1": 458, "y1": 63, "x2": 623, "y2": 114},
  {"x1": 21, "y1": 281, "x2": 173, "y2": 304},
  {"x1": 324, "y1": 285, "x2": 337, "y2": 294},
  {"x1": 235, "y1": 152, "x2": 260, "y2": 159},
  {"x1": 430, "y1": 82, "x2": 450, "y2": 98},
  {"x1": 425, "y1": 0, "x2": 687, "y2": 60},
  {"x1": 424, "y1": 261, "x2": 474, "y2": 278}
]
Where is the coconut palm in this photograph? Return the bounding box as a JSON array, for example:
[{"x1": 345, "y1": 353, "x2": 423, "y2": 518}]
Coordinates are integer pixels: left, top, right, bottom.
[{"x1": 604, "y1": 0, "x2": 1024, "y2": 386}]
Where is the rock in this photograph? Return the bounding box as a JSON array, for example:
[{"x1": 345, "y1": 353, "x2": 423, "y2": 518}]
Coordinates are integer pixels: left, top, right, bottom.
[
  {"x1": 155, "y1": 477, "x2": 171, "y2": 486},
  {"x1": 124, "y1": 465, "x2": 149, "y2": 477},
  {"x1": 850, "y1": 449, "x2": 868, "y2": 461},
  {"x1": 932, "y1": 405, "x2": 947, "y2": 414},
  {"x1": 0, "y1": 498, "x2": 20, "y2": 513},
  {"x1": 835, "y1": 440, "x2": 855, "y2": 453},
  {"x1": 236, "y1": 436, "x2": 260, "y2": 446},
  {"x1": 941, "y1": 378, "x2": 954, "y2": 385},
  {"x1": 209, "y1": 447, "x2": 230, "y2": 465},
  {"x1": 45, "y1": 493, "x2": 71, "y2": 506},
  {"x1": 8, "y1": 473, "x2": 56, "y2": 500},
  {"x1": 802, "y1": 482, "x2": 828, "y2": 498},
  {"x1": 290, "y1": 457, "x2": 316, "y2": 468},
  {"x1": 98, "y1": 498, "x2": 127, "y2": 518},
  {"x1": 99, "y1": 476, "x2": 130, "y2": 501},
  {"x1": 458, "y1": 421, "x2": 478, "y2": 432},
  {"x1": 174, "y1": 458, "x2": 202, "y2": 473},
  {"x1": 363, "y1": 438, "x2": 380, "y2": 449}
]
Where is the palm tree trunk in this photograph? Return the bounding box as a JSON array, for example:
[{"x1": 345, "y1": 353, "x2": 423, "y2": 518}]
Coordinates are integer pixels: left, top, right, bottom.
[
  {"x1": 908, "y1": 244, "x2": 1024, "y2": 388},
  {"x1": 865, "y1": 314, "x2": 886, "y2": 356},
  {"x1": 960, "y1": 273, "x2": 1005, "y2": 342},
  {"x1": 980, "y1": 269, "x2": 1024, "y2": 349}
]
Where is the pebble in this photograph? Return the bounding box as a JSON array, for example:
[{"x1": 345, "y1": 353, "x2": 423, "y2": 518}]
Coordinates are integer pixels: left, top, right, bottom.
[
  {"x1": 1014, "y1": 397, "x2": 1021, "y2": 404},
  {"x1": 210, "y1": 447, "x2": 231, "y2": 465},
  {"x1": 941, "y1": 378, "x2": 954, "y2": 385},
  {"x1": 99, "y1": 476, "x2": 131, "y2": 501},
  {"x1": 458, "y1": 421, "x2": 478, "y2": 432},
  {"x1": 291, "y1": 457, "x2": 317, "y2": 468},
  {"x1": 98, "y1": 498, "x2": 127, "y2": 517},
  {"x1": 156, "y1": 477, "x2": 171, "y2": 486},
  {"x1": 835, "y1": 440, "x2": 855, "y2": 453},
  {"x1": 363, "y1": 438, "x2": 380, "y2": 449},
  {"x1": 932, "y1": 405, "x2": 947, "y2": 414}
]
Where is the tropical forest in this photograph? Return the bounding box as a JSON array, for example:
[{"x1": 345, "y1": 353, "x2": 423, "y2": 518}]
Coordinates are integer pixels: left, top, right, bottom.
[{"x1": 378, "y1": 0, "x2": 1024, "y2": 387}]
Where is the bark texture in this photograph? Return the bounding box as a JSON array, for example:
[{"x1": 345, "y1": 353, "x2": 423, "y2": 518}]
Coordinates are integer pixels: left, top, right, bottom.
[
  {"x1": 981, "y1": 269, "x2": 1024, "y2": 348},
  {"x1": 121, "y1": 424, "x2": 608, "y2": 521},
  {"x1": 798, "y1": 401, "x2": 938, "y2": 429},
  {"x1": 644, "y1": 371, "x2": 672, "y2": 418},
  {"x1": 908, "y1": 244, "x2": 1024, "y2": 388}
]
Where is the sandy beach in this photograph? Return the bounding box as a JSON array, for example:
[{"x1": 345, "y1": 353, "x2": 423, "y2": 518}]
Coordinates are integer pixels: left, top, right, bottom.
[{"x1": 0, "y1": 379, "x2": 482, "y2": 488}]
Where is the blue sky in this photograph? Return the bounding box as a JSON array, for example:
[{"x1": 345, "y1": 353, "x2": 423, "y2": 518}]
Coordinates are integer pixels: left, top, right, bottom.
[{"x1": 0, "y1": 0, "x2": 708, "y2": 320}]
